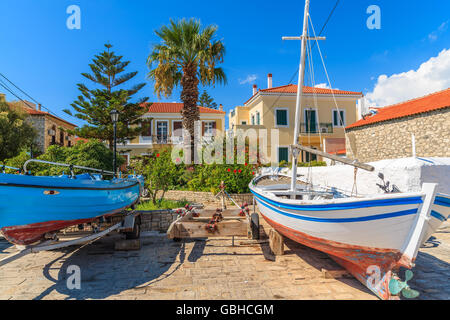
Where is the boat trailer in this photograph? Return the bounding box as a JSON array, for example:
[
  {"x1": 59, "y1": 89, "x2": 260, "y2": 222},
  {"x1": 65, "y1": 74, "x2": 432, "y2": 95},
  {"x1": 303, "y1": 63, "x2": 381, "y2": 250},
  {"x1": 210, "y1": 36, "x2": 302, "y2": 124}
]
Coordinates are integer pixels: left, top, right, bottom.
[
  {"x1": 0, "y1": 211, "x2": 141, "y2": 267},
  {"x1": 167, "y1": 183, "x2": 260, "y2": 243}
]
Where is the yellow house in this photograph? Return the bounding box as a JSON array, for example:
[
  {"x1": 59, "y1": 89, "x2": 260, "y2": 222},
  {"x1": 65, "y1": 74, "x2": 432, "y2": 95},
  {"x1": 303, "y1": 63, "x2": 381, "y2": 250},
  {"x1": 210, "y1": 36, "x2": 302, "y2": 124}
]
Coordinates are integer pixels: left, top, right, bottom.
[
  {"x1": 229, "y1": 74, "x2": 363, "y2": 163},
  {"x1": 117, "y1": 102, "x2": 226, "y2": 166}
]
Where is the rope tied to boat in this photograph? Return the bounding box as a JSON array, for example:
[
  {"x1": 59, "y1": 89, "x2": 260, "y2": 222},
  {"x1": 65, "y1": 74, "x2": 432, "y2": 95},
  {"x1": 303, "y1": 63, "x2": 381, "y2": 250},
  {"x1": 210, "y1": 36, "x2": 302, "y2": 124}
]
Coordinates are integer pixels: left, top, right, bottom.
[{"x1": 351, "y1": 167, "x2": 358, "y2": 197}]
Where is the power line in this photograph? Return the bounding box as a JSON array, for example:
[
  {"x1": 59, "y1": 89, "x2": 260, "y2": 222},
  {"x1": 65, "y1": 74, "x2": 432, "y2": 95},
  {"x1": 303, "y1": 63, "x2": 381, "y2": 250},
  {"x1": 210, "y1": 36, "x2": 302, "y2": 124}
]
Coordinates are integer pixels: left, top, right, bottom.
[
  {"x1": 0, "y1": 72, "x2": 60, "y2": 117},
  {"x1": 0, "y1": 79, "x2": 36, "y2": 109},
  {"x1": 0, "y1": 72, "x2": 41, "y2": 105}
]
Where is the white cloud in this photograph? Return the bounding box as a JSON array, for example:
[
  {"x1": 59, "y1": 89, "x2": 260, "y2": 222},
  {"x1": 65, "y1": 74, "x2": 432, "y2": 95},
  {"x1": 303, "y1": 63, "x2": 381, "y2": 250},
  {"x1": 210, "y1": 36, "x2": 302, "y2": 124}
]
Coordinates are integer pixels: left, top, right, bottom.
[
  {"x1": 428, "y1": 21, "x2": 449, "y2": 42},
  {"x1": 314, "y1": 83, "x2": 339, "y2": 90},
  {"x1": 238, "y1": 74, "x2": 257, "y2": 85},
  {"x1": 365, "y1": 49, "x2": 450, "y2": 107}
]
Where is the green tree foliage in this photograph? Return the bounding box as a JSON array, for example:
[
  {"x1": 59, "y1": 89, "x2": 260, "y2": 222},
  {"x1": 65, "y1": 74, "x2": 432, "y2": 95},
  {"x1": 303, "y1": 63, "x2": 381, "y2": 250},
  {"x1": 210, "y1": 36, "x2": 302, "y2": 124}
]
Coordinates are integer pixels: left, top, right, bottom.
[
  {"x1": 0, "y1": 101, "x2": 35, "y2": 162},
  {"x1": 129, "y1": 148, "x2": 181, "y2": 204},
  {"x1": 129, "y1": 141, "x2": 261, "y2": 197},
  {"x1": 198, "y1": 90, "x2": 217, "y2": 109},
  {"x1": 5, "y1": 140, "x2": 123, "y2": 176},
  {"x1": 147, "y1": 18, "x2": 226, "y2": 161},
  {"x1": 64, "y1": 44, "x2": 149, "y2": 149}
]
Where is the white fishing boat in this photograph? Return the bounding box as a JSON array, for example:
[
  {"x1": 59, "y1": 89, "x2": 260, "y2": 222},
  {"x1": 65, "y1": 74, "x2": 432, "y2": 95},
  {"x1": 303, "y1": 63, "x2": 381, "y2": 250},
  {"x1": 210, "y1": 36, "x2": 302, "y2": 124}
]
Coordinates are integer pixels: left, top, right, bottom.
[{"x1": 249, "y1": 0, "x2": 442, "y2": 300}]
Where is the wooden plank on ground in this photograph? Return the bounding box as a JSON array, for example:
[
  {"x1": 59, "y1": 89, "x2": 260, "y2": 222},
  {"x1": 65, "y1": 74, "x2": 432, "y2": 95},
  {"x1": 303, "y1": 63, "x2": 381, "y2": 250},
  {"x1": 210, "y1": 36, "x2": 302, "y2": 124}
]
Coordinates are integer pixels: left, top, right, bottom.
[
  {"x1": 172, "y1": 220, "x2": 247, "y2": 238},
  {"x1": 321, "y1": 268, "x2": 352, "y2": 279},
  {"x1": 114, "y1": 239, "x2": 141, "y2": 251}
]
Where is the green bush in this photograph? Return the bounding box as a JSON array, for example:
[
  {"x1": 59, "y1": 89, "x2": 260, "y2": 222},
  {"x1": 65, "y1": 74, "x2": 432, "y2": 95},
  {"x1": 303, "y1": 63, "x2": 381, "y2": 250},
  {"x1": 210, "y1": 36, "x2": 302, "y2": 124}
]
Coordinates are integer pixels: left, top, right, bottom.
[
  {"x1": 136, "y1": 199, "x2": 188, "y2": 210},
  {"x1": 5, "y1": 139, "x2": 123, "y2": 176}
]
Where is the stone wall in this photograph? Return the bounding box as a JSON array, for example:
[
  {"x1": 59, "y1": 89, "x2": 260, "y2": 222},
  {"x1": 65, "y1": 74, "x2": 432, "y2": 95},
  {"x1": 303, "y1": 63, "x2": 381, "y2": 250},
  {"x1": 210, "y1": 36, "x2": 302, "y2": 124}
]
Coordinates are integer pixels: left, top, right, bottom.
[
  {"x1": 346, "y1": 108, "x2": 450, "y2": 163},
  {"x1": 63, "y1": 210, "x2": 179, "y2": 233},
  {"x1": 139, "y1": 210, "x2": 179, "y2": 232},
  {"x1": 28, "y1": 116, "x2": 46, "y2": 153},
  {"x1": 157, "y1": 190, "x2": 254, "y2": 206}
]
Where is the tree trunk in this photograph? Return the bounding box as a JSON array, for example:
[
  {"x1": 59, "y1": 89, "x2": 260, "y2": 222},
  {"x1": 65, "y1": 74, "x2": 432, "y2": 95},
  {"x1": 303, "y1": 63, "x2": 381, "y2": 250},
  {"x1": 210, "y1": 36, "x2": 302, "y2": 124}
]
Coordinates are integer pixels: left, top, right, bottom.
[{"x1": 180, "y1": 63, "x2": 200, "y2": 164}]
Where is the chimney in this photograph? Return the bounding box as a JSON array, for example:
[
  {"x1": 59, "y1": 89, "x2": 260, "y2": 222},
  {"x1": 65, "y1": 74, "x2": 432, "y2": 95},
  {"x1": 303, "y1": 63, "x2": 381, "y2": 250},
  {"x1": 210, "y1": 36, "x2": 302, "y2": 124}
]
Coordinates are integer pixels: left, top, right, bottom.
[
  {"x1": 0, "y1": 93, "x2": 5, "y2": 102},
  {"x1": 38, "y1": 103, "x2": 42, "y2": 111},
  {"x1": 252, "y1": 84, "x2": 257, "y2": 96},
  {"x1": 267, "y1": 73, "x2": 272, "y2": 89},
  {"x1": 219, "y1": 104, "x2": 223, "y2": 112}
]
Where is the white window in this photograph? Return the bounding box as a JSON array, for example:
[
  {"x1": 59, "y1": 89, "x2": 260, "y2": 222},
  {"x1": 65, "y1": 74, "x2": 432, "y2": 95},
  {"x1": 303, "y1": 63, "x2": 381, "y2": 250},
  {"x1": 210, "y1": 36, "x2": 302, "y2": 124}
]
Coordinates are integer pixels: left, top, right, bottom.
[
  {"x1": 332, "y1": 109, "x2": 345, "y2": 127},
  {"x1": 204, "y1": 121, "x2": 216, "y2": 136},
  {"x1": 251, "y1": 114, "x2": 255, "y2": 125},
  {"x1": 156, "y1": 121, "x2": 168, "y2": 143}
]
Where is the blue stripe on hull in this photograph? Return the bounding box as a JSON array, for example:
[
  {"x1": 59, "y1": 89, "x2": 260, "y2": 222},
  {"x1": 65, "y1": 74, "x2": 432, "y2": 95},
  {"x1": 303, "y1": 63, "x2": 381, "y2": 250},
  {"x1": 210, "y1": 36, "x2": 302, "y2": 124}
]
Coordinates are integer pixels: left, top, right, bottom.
[
  {"x1": 250, "y1": 190, "x2": 422, "y2": 211},
  {"x1": 255, "y1": 195, "x2": 418, "y2": 223},
  {"x1": 431, "y1": 210, "x2": 447, "y2": 222},
  {"x1": 435, "y1": 196, "x2": 450, "y2": 208}
]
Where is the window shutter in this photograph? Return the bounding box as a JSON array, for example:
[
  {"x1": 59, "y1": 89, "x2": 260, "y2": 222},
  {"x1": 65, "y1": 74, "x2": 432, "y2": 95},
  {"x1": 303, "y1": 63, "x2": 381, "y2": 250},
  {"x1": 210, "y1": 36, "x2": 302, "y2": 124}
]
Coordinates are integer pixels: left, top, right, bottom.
[
  {"x1": 212, "y1": 121, "x2": 216, "y2": 129},
  {"x1": 333, "y1": 110, "x2": 337, "y2": 126},
  {"x1": 202, "y1": 122, "x2": 205, "y2": 135},
  {"x1": 277, "y1": 110, "x2": 287, "y2": 125}
]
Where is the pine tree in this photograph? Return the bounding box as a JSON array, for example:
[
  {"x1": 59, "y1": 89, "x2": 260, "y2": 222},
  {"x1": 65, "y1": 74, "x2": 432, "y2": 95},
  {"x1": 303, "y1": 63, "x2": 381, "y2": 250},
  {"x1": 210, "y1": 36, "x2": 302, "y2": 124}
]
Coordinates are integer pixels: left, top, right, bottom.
[
  {"x1": 198, "y1": 90, "x2": 218, "y2": 109},
  {"x1": 64, "y1": 44, "x2": 149, "y2": 149}
]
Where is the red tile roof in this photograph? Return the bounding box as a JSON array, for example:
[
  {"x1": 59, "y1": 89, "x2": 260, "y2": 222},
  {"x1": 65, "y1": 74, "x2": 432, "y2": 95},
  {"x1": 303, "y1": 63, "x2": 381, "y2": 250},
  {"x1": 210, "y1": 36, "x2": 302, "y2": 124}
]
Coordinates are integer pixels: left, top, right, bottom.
[
  {"x1": 21, "y1": 107, "x2": 77, "y2": 127},
  {"x1": 74, "y1": 137, "x2": 89, "y2": 143},
  {"x1": 143, "y1": 102, "x2": 225, "y2": 114},
  {"x1": 329, "y1": 149, "x2": 346, "y2": 155},
  {"x1": 347, "y1": 88, "x2": 450, "y2": 129},
  {"x1": 245, "y1": 84, "x2": 362, "y2": 104}
]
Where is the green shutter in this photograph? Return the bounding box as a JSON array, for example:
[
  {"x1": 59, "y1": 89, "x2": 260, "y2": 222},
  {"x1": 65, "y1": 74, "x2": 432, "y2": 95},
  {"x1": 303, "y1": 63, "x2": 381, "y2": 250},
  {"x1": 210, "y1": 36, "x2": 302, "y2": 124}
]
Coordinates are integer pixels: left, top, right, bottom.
[
  {"x1": 276, "y1": 110, "x2": 287, "y2": 126},
  {"x1": 278, "y1": 147, "x2": 289, "y2": 163}
]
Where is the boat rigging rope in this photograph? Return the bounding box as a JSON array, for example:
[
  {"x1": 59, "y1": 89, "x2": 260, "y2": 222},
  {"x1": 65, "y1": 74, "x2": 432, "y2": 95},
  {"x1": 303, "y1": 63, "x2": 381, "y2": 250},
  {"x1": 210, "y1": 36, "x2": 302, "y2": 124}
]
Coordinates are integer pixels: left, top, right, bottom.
[
  {"x1": 307, "y1": 13, "x2": 354, "y2": 159},
  {"x1": 257, "y1": 0, "x2": 341, "y2": 142}
]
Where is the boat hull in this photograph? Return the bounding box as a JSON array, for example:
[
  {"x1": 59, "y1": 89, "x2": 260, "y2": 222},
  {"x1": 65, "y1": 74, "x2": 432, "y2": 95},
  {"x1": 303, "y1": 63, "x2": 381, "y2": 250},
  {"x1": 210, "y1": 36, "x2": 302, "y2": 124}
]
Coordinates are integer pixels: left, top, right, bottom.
[
  {"x1": 0, "y1": 174, "x2": 141, "y2": 245},
  {"x1": 423, "y1": 193, "x2": 450, "y2": 243},
  {"x1": 250, "y1": 183, "x2": 435, "y2": 299},
  {"x1": 261, "y1": 214, "x2": 398, "y2": 300}
]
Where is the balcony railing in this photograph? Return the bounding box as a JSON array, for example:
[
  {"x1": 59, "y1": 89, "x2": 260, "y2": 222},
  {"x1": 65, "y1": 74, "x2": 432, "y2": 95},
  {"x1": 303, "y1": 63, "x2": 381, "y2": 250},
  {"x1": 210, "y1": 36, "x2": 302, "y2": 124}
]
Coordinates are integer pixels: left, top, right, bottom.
[
  {"x1": 300, "y1": 122, "x2": 333, "y2": 134},
  {"x1": 138, "y1": 135, "x2": 213, "y2": 145}
]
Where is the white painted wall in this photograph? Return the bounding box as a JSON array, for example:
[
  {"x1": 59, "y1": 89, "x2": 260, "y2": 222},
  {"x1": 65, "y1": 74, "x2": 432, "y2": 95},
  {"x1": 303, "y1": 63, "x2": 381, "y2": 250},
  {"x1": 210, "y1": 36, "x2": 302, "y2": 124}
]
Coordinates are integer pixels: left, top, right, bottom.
[{"x1": 278, "y1": 157, "x2": 450, "y2": 195}]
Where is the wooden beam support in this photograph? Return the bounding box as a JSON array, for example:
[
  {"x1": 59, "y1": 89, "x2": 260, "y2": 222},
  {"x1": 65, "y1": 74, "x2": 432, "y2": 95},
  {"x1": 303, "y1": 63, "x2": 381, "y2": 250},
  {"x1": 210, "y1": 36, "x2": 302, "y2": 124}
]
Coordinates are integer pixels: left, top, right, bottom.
[
  {"x1": 114, "y1": 239, "x2": 141, "y2": 251},
  {"x1": 269, "y1": 228, "x2": 284, "y2": 256},
  {"x1": 170, "y1": 220, "x2": 248, "y2": 239},
  {"x1": 321, "y1": 268, "x2": 352, "y2": 279}
]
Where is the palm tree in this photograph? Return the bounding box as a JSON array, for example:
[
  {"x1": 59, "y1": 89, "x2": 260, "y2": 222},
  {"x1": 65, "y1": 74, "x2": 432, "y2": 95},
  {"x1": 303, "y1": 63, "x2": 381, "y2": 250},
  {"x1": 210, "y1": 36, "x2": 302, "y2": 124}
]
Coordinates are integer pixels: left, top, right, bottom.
[{"x1": 147, "y1": 18, "x2": 226, "y2": 162}]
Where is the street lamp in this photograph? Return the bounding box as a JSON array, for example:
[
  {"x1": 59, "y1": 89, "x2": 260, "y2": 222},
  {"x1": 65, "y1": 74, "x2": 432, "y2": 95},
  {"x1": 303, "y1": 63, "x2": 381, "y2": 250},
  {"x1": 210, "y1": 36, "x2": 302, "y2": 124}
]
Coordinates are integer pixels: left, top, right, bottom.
[{"x1": 110, "y1": 109, "x2": 119, "y2": 177}]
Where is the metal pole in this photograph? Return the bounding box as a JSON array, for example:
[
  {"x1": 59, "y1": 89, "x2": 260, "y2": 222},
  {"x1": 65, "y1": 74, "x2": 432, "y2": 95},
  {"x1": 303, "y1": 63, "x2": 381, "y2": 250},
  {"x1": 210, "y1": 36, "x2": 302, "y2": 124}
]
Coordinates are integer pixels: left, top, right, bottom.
[
  {"x1": 290, "y1": 0, "x2": 311, "y2": 197},
  {"x1": 113, "y1": 121, "x2": 117, "y2": 177}
]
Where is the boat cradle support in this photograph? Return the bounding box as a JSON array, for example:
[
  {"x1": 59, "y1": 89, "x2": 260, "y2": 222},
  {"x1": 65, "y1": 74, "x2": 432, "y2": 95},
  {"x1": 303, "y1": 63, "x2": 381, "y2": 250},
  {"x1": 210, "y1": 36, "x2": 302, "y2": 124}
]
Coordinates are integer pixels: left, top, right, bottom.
[{"x1": 0, "y1": 211, "x2": 141, "y2": 267}]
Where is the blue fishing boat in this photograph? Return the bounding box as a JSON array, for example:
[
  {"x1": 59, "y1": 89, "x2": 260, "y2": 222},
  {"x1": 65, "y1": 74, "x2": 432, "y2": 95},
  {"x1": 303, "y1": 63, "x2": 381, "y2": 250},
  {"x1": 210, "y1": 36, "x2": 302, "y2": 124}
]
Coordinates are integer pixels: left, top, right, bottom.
[{"x1": 0, "y1": 160, "x2": 142, "y2": 245}]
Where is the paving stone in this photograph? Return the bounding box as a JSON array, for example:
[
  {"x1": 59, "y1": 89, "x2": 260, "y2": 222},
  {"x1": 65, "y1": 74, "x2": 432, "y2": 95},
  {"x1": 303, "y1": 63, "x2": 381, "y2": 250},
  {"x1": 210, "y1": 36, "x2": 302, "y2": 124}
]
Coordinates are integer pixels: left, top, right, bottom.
[{"x1": 0, "y1": 211, "x2": 448, "y2": 300}]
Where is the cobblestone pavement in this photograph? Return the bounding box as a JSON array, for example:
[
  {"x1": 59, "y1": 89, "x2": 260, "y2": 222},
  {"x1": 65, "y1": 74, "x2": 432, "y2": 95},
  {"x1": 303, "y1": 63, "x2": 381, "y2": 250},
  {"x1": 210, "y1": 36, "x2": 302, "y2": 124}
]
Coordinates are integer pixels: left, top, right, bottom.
[{"x1": 0, "y1": 216, "x2": 448, "y2": 300}]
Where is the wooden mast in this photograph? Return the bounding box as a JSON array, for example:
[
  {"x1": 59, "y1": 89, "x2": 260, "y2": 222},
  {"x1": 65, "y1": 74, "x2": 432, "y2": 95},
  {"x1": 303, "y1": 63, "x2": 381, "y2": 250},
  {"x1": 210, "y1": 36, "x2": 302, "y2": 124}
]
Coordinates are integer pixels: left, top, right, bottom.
[
  {"x1": 289, "y1": 0, "x2": 311, "y2": 196},
  {"x1": 286, "y1": 1, "x2": 373, "y2": 198}
]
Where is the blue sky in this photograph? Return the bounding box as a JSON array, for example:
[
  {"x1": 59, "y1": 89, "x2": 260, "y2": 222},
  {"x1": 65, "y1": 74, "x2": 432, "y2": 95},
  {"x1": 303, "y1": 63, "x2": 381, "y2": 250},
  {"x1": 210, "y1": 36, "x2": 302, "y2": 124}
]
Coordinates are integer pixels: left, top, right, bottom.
[{"x1": 1, "y1": 0, "x2": 449, "y2": 128}]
